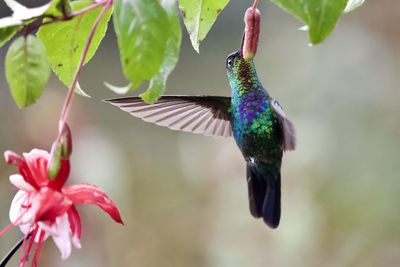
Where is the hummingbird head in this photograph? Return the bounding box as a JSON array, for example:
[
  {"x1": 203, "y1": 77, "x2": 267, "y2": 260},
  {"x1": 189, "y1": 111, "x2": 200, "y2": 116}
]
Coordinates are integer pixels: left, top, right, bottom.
[{"x1": 226, "y1": 50, "x2": 259, "y2": 91}]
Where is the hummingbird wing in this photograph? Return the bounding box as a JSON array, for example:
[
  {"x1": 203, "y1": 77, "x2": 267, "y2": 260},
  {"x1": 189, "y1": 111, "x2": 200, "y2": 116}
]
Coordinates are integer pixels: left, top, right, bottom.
[
  {"x1": 105, "y1": 96, "x2": 233, "y2": 137},
  {"x1": 271, "y1": 99, "x2": 296, "y2": 151}
]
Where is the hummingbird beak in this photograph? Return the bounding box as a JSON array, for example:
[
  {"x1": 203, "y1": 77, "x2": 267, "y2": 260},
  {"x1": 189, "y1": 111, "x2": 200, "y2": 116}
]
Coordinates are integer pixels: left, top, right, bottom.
[{"x1": 240, "y1": 31, "x2": 245, "y2": 57}]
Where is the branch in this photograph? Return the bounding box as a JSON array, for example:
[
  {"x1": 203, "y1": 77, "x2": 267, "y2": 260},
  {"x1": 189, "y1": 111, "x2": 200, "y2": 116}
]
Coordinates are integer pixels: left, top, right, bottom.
[
  {"x1": 43, "y1": 0, "x2": 108, "y2": 26},
  {"x1": 0, "y1": 232, "x2": 32, "y2": 267},
  {"x1": 21, "y1": 0, "x2": 109, "y2": 36}
]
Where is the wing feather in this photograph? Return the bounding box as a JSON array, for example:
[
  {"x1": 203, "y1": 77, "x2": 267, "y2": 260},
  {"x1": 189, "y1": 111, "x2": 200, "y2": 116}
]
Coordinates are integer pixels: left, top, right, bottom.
[
  {"x1": 180, "y1": 108, "x2": 208, "y2": 130},
  {"x1": 271, "y1": 99, "x2": 296, "y2": 151},
  {"x1": 105, "y1": 96, "x2": 232, "y2": 138}
]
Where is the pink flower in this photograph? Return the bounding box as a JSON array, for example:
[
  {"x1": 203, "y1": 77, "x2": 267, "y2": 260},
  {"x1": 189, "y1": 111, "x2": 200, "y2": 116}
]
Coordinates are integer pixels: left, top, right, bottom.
[{"x1": 0, "y1": 149, "x2": 123, "y2": 266}]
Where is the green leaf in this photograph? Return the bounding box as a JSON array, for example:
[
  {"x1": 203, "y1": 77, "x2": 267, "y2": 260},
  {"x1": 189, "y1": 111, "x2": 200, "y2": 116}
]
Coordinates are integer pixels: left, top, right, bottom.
[
  {"x1": 0, "y1": 17, "x2": 22, "y2": 48},
  {"x1": 270, "y1": 0, "x2": 347, "y2": 44},
  {"x1": 0, "y1": 26, "x2": 20, "y2": 48},
  {"x1": 344, "y1": 0, "x2": 365, "y2": 13},
  {"x1": 0, "y1": 0, "x2": 72, "y2": 48},
  {"x1": 140, "y1": 0, "x2": 181, "y2": 104},
  {"x1": 5, "y1": 35, "x2": 50, "y2": 107},
  {"x1": 37, "y1": 1, "x2": 112, "y2": 95},
  {"x1": 44, "y1": 0, "x2": 72, "y2": 17},
  {"x1": 113, "y1": 0, "x2": 170, "y2": 90},
  {"x1": 178, "y1": 0, "x2": 229, "y2": 52}
]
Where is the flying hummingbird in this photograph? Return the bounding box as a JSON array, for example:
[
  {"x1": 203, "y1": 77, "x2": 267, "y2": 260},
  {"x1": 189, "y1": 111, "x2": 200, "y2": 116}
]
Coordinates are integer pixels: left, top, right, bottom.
[{"x1": 106, "y1": 49, "x2": 296, "y2": 228}]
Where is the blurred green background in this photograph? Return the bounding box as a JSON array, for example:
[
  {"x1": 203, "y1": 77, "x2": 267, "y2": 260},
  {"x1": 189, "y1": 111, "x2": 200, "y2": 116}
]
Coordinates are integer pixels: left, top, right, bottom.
[{"x1": 1, "y1": 1, "x2": 399, "y2": 266}]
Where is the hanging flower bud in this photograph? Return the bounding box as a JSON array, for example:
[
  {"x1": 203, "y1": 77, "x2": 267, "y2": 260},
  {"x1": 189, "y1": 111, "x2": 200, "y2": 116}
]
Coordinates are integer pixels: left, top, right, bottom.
[
  {"x1": 47, "y1": 123, "x2": 73, "y2": 180},
  {"x1": 60, "y1": 123, "x2": 72, "y2": 160},
  {"x1": 241, "y1": 7, "x2": 260, "y2": 61}
]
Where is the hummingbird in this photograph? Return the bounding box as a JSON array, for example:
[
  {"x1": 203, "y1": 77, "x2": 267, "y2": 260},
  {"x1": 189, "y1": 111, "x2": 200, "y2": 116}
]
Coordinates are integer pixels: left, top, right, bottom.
[{"x1": 105, "y1": 49, "x2": 296, "y2": 228}]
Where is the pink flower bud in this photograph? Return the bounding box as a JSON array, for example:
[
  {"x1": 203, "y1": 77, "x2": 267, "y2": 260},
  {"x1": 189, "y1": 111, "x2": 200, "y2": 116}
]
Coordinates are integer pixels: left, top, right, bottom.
[{"x1": 241, "y1": 7, "x2": 260, "y2": 61}]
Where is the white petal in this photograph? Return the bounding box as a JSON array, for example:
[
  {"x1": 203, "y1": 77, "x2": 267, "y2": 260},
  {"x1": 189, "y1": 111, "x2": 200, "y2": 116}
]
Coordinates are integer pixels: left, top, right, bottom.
[
  {"x1": 71, "y1": 233, "x2": 81, "y2": 249},
  {"x1": 10, "y1": 190, "x2": 39, "y2": 225},
  {"x1": 9, "y1": 190, "x2": 36, "y2": 225},
  {"x1": 9, "y1": 174, "x2": 35, "y2": 192},
  {"x1": 48, "y1": 214, "x2": 72, "y2": 260},
  {"x1": 18, "y1": 224, "x2": 32, "y2": 235},
  {"x1": 9, "y1": 190, "x2": 25, "y2": 223}
]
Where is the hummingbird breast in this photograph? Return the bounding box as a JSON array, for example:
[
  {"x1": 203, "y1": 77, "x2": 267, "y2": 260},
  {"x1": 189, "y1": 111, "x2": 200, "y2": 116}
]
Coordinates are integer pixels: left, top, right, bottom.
[{"x1": 230, "y1": 89, "x2": 283, "y2": 162}]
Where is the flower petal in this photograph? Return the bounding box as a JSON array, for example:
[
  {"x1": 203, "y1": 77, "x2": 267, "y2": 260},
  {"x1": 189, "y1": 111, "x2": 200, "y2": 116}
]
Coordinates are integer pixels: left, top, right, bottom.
[
  {"x1": 67, "y1": 206, "x2": 82, "y2": 249},
  {"x1": 5, "y1": 150, "x2": 38, "y2": 190},
  {"x1": 9, "y1": 190, "x2": 36, "y2": 225},
  {"x1": 4, "y1": 150, "x2": 25, "y2": 166},
  {"x1": 34, "y1": 187, "x2": 72, "y2": 222},
  {"x1": 23, "y1": 149, "x2": 50, "y2": 188},
  {"x1": 39, "y1": 214, "x2": 72, "y2": 260},
  {"x1": 63, "y1": 184, "x2": 124, "y2": 224},
  {"x1": 9, "y1": 174, "x2": 36, "y2": 192},
  {"x1": 9, "y1": 190, "x2": 27, "y2": 223}
]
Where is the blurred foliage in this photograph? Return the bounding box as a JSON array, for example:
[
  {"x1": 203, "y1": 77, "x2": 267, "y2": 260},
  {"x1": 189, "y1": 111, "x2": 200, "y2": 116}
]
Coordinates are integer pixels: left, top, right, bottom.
[
  {"x1": 270, "y1": 0, "x2": 347, "y2": 44},
  {"x1": 0, "y1": 0, "x2": 399, "y2": 267}
]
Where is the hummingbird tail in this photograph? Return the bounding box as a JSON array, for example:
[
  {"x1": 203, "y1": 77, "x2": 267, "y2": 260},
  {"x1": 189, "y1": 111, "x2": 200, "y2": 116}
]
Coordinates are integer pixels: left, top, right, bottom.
[
  {"x1": 246, "y1": 164, "x2": 281, "y2": 228},
  {"x1": 263, "y1": 177, "x2": 281, "y2": 228}
]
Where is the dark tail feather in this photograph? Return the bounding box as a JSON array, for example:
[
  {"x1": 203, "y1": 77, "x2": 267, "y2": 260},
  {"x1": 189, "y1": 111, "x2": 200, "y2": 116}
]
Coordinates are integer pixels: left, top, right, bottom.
[
  {"x1": 262, "y1": 177, "x2": 281, "y2": 228},
  {"x1": 246, "y1": 164, "x2": 281, "y2": 228},
  {"x1": 246, "y1": 166, "x2": 266, "y2": 218}
]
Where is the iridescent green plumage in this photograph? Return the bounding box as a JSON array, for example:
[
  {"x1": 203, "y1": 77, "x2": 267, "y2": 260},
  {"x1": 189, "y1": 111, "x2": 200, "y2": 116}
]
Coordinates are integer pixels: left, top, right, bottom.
[
  {"x1": 106, "y1": 50, "x2": 295, "y2": 228},
  {"x1": 227, "y1": 50, "x2": 289, "y2": 227}
]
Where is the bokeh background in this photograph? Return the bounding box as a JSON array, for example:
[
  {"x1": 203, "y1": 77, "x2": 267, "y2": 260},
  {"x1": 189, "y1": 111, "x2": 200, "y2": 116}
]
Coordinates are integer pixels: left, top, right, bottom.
[{"x1": 0, "y1": 1, "x2": 399, "y2": 266}]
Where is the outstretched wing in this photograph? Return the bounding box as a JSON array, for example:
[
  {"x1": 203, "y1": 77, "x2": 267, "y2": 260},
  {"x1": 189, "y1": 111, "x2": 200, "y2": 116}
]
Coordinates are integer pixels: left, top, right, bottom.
[
  {"x1": 105, "y1": 96, "x2": 233, "y2": 137},
  {"x1": 271, "y1": 99, "x2": 296, "y2": 151}
]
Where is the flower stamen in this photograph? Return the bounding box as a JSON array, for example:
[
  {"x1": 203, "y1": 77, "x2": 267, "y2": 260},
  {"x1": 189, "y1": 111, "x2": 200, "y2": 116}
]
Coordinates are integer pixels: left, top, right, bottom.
[
  {"x1": 0, "y1": 208, "x2": 29, "y2": 237},
  {"x1": 32, "y1": 229, "x2": 45, "y2": 267},
  {"x1": 20, "y1": 226, "x2": 38, "y2": 267},
  {"x1": 19, "y1": 226, "x2": 33, "y2": 261}
]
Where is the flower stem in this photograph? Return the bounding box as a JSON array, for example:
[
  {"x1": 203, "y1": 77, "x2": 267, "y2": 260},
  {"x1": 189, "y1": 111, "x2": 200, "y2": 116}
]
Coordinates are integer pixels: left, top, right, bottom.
[
  {"x1": 23, "y1": 0, "x2": 109, "y2": 34},
  {"x1": 0, "y1": 232, "x2": 32, "y2": 267},
  {"x1": 57, "y1": 0, "x2": 113, "y2": 139},
  {"x1": 253, "y1": 0, "x2": 259, "y2": 8}
]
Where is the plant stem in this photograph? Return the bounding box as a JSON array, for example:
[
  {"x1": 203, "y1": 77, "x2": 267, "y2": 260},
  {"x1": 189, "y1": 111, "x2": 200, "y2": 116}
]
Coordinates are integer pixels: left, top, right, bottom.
[
  {"x1": 253, "y1": 0, "x2": 259, "y2": 8},
  {"x1": 44, "y1": 0, "x2": 108, "y2": 25},
  {"x1": 0, "y1": 232, "x2": 32, "y2": 267},
  {"x1": 57, "y1": 0, "x2": 113, "y2": 138},
  {"x1": 24, "y1": 0, "x2": 108, "y2": 33}
]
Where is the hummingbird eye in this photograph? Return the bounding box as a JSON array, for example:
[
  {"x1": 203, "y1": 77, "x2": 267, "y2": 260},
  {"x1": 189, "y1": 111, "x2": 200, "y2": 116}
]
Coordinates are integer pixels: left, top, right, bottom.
[{"x1": 227, "y1": 58, "x2": 233, "y2": 68}]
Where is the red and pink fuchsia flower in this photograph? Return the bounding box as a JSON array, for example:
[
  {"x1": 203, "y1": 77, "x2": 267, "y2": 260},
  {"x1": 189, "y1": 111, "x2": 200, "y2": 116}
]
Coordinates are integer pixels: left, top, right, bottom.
[{"x1": 0, "y1": 147, "x2": 123, "y2": 266}]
